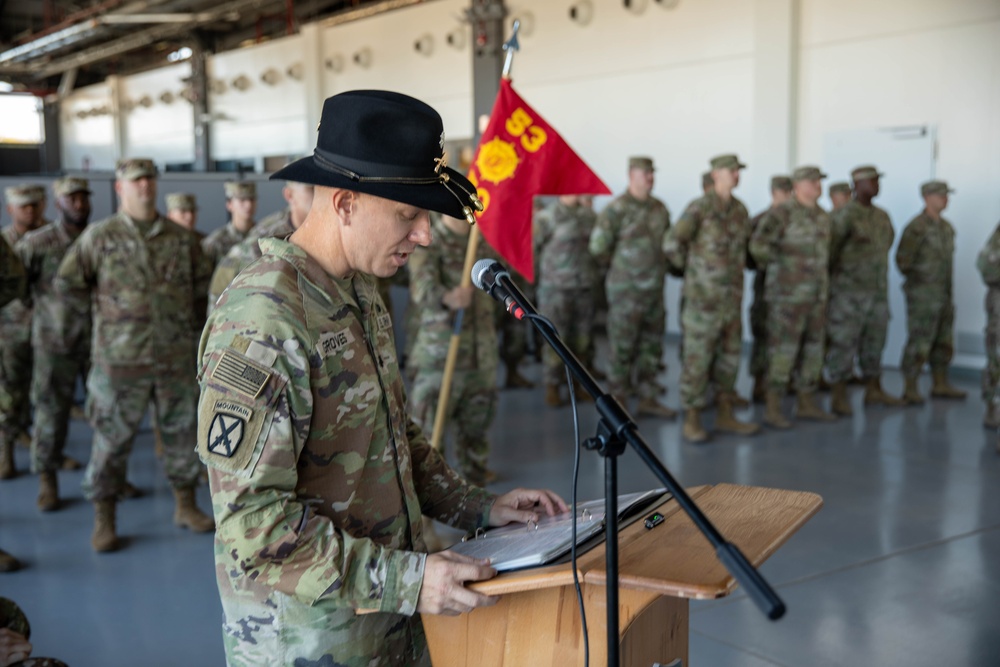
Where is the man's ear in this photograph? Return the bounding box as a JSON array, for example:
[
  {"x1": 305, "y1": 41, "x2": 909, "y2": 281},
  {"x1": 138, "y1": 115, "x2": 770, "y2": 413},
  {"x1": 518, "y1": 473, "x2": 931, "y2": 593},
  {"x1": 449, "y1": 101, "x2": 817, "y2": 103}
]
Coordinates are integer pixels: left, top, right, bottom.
[{"x1": 331, "y1": 189, "x2": 357, "y2": 222}]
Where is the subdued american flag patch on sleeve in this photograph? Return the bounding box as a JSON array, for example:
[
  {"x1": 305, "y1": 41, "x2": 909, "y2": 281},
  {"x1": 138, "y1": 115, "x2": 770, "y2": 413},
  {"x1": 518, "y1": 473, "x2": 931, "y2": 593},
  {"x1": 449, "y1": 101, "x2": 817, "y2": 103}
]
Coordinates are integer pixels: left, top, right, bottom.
[{"x1": 211, "y1": 350, "x2": 272, "y2": 399}]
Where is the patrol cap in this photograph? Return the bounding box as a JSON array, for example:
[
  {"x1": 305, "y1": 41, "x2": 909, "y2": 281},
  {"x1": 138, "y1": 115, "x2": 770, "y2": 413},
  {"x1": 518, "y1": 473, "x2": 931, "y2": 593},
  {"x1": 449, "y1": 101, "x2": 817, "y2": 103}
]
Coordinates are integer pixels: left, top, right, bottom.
[
  {"x1": 52, "y1": 177, "x2": 91, "y2": 197},
  {"x1": 770, "y1": 175, "x2": 793, "y2": 191},
  {"x1": 165, "y1": 192, "x2": 197, "y2": 211},
  {"x1": 115, "y1": 158, "x2": 158, "y2": 180},
  {"x1": 224, "y1": 181, "x2": 257, "y2": 199},
  {"x1": 702, "y1": 171, "x2": 714, "y2": 188},
  {"x1": 921, "y1": 180, "x2": 954, "y2": 197},
  {"x1": 710, "y1": 154, "x2": 747, "y2": 170},
  {"x1": 850, "y1": 165, "x2": 882, "y2": 182},
  {"x1": 4, "y1": 184, "x2": 46, "y2": 206},
  {"x1": 828, "y1": 181, "x2": 851, "y2": 196},
  {"x1": 271, "y1": 90, "x2": 481, "y2": 222},
  {"x1": 629, "y1": 156, "x2": 655, "y2": 172},
  {"x1": 792, "y1": 166, "x2": 827, "y2": 182}
]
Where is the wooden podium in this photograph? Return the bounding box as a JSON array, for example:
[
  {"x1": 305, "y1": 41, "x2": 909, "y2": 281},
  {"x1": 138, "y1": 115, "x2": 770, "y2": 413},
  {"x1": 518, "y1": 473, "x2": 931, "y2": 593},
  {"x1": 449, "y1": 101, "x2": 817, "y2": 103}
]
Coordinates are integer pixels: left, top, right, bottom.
[{"x1": 423, "y1": 483, "x2": 822, "y2": 667}]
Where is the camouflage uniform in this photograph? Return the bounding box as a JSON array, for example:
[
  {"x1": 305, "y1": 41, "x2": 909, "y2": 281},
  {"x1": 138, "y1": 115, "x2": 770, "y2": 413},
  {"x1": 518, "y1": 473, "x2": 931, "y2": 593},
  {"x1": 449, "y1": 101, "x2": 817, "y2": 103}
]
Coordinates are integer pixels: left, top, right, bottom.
[
  {"x1": 201, "y1": 223, "x2": 251, "y2": 268},
  {"x1": 15, "y1": 221, "x2": 92, "y2": 474},
  {"x1": 825, "y1": 199, "x2": 895, "y2": 382},
  {"x1": 749, "y1": 198, "x2": 831, "y2": 392},
  {"x1": 589, "y1": 192, "x2": 670, "y2": 399},
  {"x1": 0, "y1": 236, "x2": 24, "y2": 308},
  {"x1": 978, "y1": 222, "x2": 1000, "y2": 407},
  {"x1": 207, "y1": 208, "x2": 290, "y2": 312},
  {"x1": 0, "y1": 597, "x2": 68, "y2": 667},
  {"x1": 748, "y1": 208, "x2": 771, "y2": 382},
  {"x1": 0, "y1": 223, "x2": 42, "y2": 454},
  {"x1": 198, "y1": 237, "x2": 495, "y2": 666},
  {"x1": 896, "y1": 210, "x2": 955, "y2": 377},
  {"x1": 408, "y1": 215, "x2": 498, "y2": 484},
  {"x1": 55, "y1": 211, "x2": 212, "y2": 500},
  {"x1": 669, "y1": 192, "x2": 748, "y2": 409},
  {"x1": 535, "y1": 200, "x2": 598, "y2": 387}
]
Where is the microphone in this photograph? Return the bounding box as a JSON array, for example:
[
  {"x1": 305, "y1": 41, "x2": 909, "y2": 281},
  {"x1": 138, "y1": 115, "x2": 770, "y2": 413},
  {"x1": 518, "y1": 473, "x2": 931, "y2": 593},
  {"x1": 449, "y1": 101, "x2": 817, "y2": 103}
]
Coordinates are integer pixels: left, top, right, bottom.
[{"x1": 471, "y1": 259, "x2": 526, "y2": 320}]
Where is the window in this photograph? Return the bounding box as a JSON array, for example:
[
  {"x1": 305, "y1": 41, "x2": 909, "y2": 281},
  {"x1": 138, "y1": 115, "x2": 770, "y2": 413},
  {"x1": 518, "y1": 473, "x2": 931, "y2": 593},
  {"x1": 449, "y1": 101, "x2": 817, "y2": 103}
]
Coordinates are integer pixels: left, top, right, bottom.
[{"x1": 0, "y1": 94, "x2": 43, "y2": 144}]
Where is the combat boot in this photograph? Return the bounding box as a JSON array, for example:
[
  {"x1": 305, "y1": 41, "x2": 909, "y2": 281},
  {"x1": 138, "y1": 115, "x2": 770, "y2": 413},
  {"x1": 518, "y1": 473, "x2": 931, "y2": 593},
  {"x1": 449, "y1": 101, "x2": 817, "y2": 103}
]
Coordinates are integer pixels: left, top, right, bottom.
[
  {"x1": 61, "y1": 455, "x2": 82, "y2": 471},
  {"x1": 504, "y1": 363, "x2": 534, "y2": 389},
  {"x1": 727, "y1": 392, "x2": 751, "y2": 409},
  {"x1": 0, "y1": 438, "x2": 14, "y2": 480},
  {"x1": 752, "y1": 375, "x2": 766, "y2": 404},
  {"x1": 544, "y1": 384, "x2": 564, "y2": 407},
  {"x1": 37, "y1": 471, "x2": 59, "y2": 512},
  {"x1": 683, "y1": 409, "x2": 709, "y2": 443},
  {"x1": 637, "y1": 398, "x2": 677, "y2": 420},
  {"x1": 91, "y1": 500, "x2": 120, "y2": 552},
  {"x1": 830, "y1": 382, "x2": 853, "y2": 416},
  {"x1": 984, "y1": 401, "x2": 1000, "y2": 429},
  {"x1": 173, "y1": 487, "x2": 215, "y2": 533},
  {"x1": 796, "y1": 392, "x2": 837, "y2": 422},
  {"x1": 763, "y1": 390, "x2": 792, "y2": 429},
  {"x1": 864, "y1": 375, "x2": 905, "y2": 406},
  {"x1": 901, "y1": 375, "x2": 924, "y2": 405},
  {"x1": 931, "y1": 368, "x2": 967, "y2": 400},
  {"x1": 0, "y1": 548, "x2": 21, "y2": 572},
  {"x1": 715, "y1": 394, "x2": 760, "y2": 435}
]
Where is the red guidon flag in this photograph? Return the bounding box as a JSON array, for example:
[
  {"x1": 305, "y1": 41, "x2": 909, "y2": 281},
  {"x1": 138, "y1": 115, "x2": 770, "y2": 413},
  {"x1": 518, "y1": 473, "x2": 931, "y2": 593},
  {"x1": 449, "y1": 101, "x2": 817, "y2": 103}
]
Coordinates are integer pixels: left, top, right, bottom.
[{"x1": 468, "y1": 79, "x2": 611, "y2": 282}]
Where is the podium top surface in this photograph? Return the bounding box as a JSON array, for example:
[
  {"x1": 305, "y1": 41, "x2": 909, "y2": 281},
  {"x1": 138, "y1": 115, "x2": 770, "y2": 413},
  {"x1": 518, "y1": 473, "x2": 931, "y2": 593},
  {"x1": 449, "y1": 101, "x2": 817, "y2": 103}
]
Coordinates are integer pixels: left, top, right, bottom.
[{"x1": 470, "y1": 483, "x2": 822, "y2": 600}]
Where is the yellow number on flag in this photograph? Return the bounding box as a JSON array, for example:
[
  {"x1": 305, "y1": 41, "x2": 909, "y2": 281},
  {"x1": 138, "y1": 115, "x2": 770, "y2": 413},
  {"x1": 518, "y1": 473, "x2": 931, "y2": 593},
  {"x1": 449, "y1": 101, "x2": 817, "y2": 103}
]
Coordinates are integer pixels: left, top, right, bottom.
[
  {"x1": 521, "y1": 126, "x2": 547, "y2": 153},
  {"x1": 505, "y1": 108, "x2": 533, "y2": 137}
]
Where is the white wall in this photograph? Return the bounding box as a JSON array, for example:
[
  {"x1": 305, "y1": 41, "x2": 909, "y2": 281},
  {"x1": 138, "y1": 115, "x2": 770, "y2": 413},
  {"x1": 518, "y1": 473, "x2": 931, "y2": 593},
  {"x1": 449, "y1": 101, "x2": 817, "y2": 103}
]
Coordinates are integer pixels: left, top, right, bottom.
[
  {"x1": 120, "y1": 62, "x2": 193, "y2": 165},
  {"x1": 60, "y1": 81, "x2": 116, "y2": 171}
]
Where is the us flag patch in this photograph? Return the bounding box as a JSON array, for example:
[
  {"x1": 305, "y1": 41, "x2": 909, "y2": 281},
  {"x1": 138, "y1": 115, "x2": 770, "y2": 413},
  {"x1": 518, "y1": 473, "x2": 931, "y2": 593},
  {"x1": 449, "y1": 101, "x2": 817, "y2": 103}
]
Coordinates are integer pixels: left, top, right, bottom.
[{"x1": 212, "y1": 350, "x2": 272, "y2": 399}]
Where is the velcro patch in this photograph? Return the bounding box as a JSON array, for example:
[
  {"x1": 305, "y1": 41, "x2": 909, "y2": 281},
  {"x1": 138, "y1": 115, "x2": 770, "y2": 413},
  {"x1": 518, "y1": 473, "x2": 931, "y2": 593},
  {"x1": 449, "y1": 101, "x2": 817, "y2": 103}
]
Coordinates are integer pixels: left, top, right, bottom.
[
  {"x1": 317, "y1": 328, "x2": 355, "y2": 358},
  {"x1": 212, "y1": 350, "x2": 272, "y2": 399},
  {"x1": 377, "y1": 313, "x2": 392, "y2": 332},
  {"x1": 198, "y1": 395, "x2": 268, "y2": 474}
]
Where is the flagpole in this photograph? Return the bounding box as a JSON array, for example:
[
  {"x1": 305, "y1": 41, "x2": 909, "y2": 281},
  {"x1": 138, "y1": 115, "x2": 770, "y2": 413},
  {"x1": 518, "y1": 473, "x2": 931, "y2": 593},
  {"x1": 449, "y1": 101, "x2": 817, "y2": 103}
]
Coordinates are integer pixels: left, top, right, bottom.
[{"x1": 429, "y1": 20, "x2": 521, "y2": 453}]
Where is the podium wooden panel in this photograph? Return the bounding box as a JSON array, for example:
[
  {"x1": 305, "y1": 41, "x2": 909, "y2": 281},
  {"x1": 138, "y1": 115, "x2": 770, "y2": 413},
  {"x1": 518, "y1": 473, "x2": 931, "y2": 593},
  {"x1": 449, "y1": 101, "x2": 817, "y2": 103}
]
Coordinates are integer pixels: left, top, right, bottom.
[{"x1": 422, "y1": 484, "x2": 822, "y2": 666}]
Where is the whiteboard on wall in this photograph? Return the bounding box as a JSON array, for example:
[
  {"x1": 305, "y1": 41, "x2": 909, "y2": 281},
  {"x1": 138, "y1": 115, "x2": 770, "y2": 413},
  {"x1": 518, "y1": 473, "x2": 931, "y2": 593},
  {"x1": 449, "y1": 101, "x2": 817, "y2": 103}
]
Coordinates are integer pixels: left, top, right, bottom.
[{"x1": 822, "y1": 125, "x2": 936, "y2": 369}]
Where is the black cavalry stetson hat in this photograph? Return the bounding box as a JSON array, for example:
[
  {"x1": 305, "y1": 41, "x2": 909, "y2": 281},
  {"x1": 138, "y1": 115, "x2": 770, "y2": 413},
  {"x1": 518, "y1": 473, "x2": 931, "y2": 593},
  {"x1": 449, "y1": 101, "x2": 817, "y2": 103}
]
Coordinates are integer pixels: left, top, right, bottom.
[{"x1": 272, "y1": 90, "x2": 482, "y2": 222}]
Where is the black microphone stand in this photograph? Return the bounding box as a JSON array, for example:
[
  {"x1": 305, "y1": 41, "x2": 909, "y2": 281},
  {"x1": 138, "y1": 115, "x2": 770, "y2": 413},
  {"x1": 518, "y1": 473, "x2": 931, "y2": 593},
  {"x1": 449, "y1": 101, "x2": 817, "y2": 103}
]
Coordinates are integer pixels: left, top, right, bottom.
[{"x1": 489, "y1": 269, "x2": 785, "y2": 667}]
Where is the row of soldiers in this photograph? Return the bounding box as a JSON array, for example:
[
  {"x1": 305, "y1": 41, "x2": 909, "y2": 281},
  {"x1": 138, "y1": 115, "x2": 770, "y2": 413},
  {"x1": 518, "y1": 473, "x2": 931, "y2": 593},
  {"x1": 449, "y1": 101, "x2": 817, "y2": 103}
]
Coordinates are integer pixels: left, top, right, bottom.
[
  {"x1": 531, "y1": 154, "x2": 997, "y2": 445},
  {"x1": 0, "y1": 161, "x2": 314, "y2": 567}
]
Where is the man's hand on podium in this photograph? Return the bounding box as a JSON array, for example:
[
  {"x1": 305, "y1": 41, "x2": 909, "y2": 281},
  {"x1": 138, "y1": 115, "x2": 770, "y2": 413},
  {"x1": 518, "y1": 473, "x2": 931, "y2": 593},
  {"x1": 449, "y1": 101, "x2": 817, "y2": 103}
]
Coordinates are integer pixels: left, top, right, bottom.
[
  {"x1": 488, "y1": 488, "x2": 568, "y2": 527},
  {"x1": 418, "y1": 551, "x2": 499, "y2": 616}
]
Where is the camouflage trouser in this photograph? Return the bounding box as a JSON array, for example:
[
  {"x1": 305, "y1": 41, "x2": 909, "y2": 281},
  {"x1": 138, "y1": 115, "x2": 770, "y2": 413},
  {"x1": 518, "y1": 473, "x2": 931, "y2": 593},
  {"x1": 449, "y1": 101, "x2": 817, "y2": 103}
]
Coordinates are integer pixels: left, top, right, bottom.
[
  {"x1": 767, "y1": 299, "x2": 826, "y2": 392},
  {"x1": 538, "y1": 285, "x2": 595, "y2": 387},
  {"x1": 825, "y1": 290, "x2": 888, "y2": 383},
  {"x1": 408, "y1": 367, "x2": 497, "y2": 484},
  {"x1": 0, "y1": 333, "x2": 32, "y2": 446},
  {"x1": 606, "y1": 285, "x2": 665, "y2": 400},
  {"x1": 680, "y1": 301, "x2": 741, "y2": 409},
  {"x1": 30, "y1": 347, "x2": 90, "y2": 474},
  {"x1": 82, "y1": 365, "x2": 202, "y2": 501},
  {"x1": 900, "y1": 291, "x2": 954, "y2": 377},
  {"x1": 749, "y1": 271, "x2": 768, "y2": 378},
  {"x1": 983, "y1": 288, "x2": 1000, "y2": 403}
]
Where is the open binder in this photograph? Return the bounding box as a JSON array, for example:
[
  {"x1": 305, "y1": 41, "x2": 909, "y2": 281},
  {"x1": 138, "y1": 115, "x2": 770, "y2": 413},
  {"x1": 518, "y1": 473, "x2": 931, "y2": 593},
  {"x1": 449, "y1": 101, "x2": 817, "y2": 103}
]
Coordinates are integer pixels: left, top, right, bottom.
[{"x1": 450, "y1": 488, "x2": 670, "y2": 571}]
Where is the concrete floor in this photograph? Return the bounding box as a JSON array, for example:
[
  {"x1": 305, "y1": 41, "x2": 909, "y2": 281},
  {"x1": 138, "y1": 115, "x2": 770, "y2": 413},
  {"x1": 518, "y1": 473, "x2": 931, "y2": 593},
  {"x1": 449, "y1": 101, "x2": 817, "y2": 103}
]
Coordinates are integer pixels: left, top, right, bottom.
[{"x1": 1, "y1": 350, "x2": 998, "y2": 667}]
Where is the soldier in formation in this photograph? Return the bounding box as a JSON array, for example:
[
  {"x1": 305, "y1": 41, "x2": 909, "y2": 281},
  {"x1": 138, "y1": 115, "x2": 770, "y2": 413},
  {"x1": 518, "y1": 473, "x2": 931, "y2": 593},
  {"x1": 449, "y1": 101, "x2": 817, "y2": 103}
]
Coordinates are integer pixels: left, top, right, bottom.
[
  {"x1": 55, "y1": 158, "x2": 215, "y2": 552},
  {"x1": 165, "y1": 192, "x2": 200, "y2": 236},
  {"x1": 0, "y1": 234, "x2": 25, "y2": 572},
  {"x1": 14, "y1": 177, "x2": 94, "y2": 510},
  {"x1": 828, "y1": 182, "x2": 851, "y2": 212},
  {"x1": 408, "y1": 212, "x2": 498, "y2": 486},
  {"x1": 535, "y1": 195, "x2": 598, "y2": 406},
  {"x1": 978, "y1": 218, "x2": 1000, "y2": 432},
  {"x1": 748, "y1": 175, "x2": 793, "y2": 402},
  {"x1": 589, "y1": 156, "x2": 674, "y2": 418},
  {"x1": 896, "y1": 180, "x2": 965, "y2": 403},
  {"x1": 826, "y1": 165, "x2": 904, "y2": 415},
  {"x1": 0, "y1": 185, "x2": 48, "y2": 480},
  {"x1": 201, "y1": 180, "x2": 258, "y2": 266},
  {"x1": 669, "y1": 154, "x2": 759, "y2": 442},
  {"x1": 750, "y1": 166, "x2": 836, "y2": 427}
]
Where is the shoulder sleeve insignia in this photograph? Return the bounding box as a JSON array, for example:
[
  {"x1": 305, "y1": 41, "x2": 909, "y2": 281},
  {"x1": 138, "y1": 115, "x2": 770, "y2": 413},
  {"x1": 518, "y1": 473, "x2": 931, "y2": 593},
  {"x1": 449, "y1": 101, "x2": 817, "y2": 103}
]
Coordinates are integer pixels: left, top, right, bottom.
[{"x1": 211, "y1": 349, "x2": 272, "y2": 399}]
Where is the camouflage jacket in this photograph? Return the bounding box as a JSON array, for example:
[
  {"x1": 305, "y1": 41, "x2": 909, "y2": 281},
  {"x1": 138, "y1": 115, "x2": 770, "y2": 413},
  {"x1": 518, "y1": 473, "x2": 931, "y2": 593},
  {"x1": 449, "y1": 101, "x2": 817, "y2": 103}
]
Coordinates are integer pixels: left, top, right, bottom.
[
  {"x1": 977, "y1": 222, "x2": 1000, "y2": 288},
  {"x1": 55, "y1": 211, "x2": 212, "y2": 375},
  {"x1": 535, "y1": 201, "x2": 598, "y2": 289},
  {"x1": 15, "y1": 220, "x2": 92, "y2": 354},
  {"x1": 197, "y1": 237, "x2": 495, "y2": 665},
  {"x1": 208, "y1": 209, "x2": 291, "y2": 311},
  {"x1": 0, "y1": 236, "x2": 25, "y2": 310},
  {"x1": 0, "y1": 224, "x2": 39, "y2": 343},
  {"x1": 408, "y1": 215, "x2": 498, "y2": 373},
  {"x1": 749, "y1": 198, "x2": 831, "y2": 303},
  {"x1": 669, "y1": 192, "x2": 748, "y2": 305},
  {"x1": 201, "y1": 222, "x2": 252, "y2": 267},
  {"x1": 829, "y1": 200, "x2": 895, "y2": 297},
  {"x1": 895, "y1": 210, "x2": 954, "y2": 298},
  {"x1": 589, "y1": 192, "x2": 671, "y2": 292}
]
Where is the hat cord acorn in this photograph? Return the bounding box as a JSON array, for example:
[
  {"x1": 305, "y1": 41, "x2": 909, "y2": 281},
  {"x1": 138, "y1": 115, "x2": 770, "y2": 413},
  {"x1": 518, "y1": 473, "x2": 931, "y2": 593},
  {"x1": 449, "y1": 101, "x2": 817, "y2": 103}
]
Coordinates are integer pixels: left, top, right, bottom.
[{"x1": 312, "y1": 149, "x2": 484, "y2": 224}]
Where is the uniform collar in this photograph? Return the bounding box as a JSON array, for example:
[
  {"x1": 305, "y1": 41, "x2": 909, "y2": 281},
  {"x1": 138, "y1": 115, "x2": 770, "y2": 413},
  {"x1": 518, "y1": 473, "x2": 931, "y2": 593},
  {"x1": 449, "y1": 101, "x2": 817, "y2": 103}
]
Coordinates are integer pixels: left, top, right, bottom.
[{"x1": 258, "y1": 236, "x2": 374, "y2": 312}]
